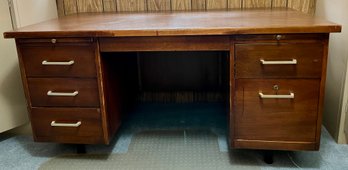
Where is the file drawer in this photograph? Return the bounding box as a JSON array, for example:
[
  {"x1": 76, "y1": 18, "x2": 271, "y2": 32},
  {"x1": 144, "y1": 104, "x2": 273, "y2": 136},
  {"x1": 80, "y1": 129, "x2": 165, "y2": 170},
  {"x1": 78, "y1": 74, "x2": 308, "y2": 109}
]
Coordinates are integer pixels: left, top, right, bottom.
[{"x1": 234, "y1": 79, "x2": 320, "y2": 142}]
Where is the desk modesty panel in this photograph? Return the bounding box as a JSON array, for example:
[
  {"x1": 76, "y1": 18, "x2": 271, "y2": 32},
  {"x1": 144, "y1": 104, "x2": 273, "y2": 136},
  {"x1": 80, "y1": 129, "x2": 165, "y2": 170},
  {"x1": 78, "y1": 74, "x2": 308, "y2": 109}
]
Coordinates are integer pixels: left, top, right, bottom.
[{"x1": 4, "y1": 9, "x2": 341, "y2": 151}]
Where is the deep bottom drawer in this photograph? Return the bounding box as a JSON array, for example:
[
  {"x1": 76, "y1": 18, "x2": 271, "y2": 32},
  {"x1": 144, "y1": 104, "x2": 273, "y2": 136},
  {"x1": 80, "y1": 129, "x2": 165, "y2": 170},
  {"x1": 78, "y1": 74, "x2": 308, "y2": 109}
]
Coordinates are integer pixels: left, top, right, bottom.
[
  {"x1": 234, "y1": 79, "x2": 320, "y2": 142},
  {"x1": 31, "y1": 108, "x2": 104, "y2": 144}
]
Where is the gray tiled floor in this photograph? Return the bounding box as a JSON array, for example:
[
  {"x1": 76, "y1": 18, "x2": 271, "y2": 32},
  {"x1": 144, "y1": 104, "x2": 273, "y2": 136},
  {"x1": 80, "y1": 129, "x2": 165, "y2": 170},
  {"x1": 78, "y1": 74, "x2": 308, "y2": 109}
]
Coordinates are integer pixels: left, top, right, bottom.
[
  {"x1": 1, "y1": 103, "x2": 348, "y2": 170},
  {"x1": 39, "y1": 130, "x2": 261, "y2": 170}
]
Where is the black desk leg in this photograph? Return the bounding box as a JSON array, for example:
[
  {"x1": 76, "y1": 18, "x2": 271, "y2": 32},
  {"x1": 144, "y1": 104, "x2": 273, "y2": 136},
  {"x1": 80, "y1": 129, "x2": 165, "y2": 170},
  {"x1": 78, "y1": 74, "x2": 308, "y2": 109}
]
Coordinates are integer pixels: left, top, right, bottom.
[
  {"x1": 76, "y1": 144, "x2": 86, "y2": 154},
  {"x1": 263, "y1": 150, "x2": 274, "y2": 164}
]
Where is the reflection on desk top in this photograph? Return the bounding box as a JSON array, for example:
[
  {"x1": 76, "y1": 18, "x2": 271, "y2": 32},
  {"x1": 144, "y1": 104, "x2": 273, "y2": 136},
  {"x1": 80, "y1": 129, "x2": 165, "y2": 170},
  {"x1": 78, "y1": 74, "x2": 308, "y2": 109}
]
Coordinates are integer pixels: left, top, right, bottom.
[{"x1": 3, "y1": 8, "x2": 341, "y2": 39}]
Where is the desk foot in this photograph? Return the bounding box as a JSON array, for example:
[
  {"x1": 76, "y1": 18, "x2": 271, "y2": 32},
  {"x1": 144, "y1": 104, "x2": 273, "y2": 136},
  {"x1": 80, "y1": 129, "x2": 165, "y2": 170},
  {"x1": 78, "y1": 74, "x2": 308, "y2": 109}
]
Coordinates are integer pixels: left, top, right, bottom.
[
  {"x1": 76, "y1": 144, "x2": 86, "y2": 154},
  {"x1": 263, "y1": 150, "x2": 274, "y2": 164}
]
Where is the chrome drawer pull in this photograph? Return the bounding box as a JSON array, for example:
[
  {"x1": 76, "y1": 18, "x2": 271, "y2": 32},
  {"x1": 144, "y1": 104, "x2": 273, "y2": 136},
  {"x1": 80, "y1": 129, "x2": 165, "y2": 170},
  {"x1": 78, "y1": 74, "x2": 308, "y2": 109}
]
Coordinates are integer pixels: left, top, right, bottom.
[
  {"x1": 47, "y1": 91, "x2": 79, "y2": 97},
  {"x1": 259, "y1": 92, "x2": 295, "y2": 99},
  {"x1": 51, "y1": 121, "x2": 81, "y2": 127},
  {"x1": 260, "y1": 59, "x2": 297, "y2": 65},
  {"x1": 42, "y1": 60, "x2": 75, "y2": 66}
]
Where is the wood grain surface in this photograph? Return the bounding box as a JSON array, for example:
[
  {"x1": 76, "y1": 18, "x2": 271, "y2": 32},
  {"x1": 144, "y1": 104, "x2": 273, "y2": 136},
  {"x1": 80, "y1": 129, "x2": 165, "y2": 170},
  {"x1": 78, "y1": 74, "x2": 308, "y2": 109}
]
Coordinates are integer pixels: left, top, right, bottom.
[
  {"x1": 288, "y1": 0, "x2": 315, "y2": 14},
  {"x1": 99, "y1": 36, "x2": 230, "y2": 52},
  {"x1": 243, "y1": 0, "x2": 272, "y2": 8},
  {"x1": 228, "y1": 0, "x2": 242, "y2": 9},
  {"x1": 28, "y1": 78, "x2": 100, "y2": 107},
  {"x1": 192, "y1": 0, "x2": 206, "y2": 10},
  {"x1": 229, "y1": 33, "x2": 330, "y2": 151},
  {"x1": 56, "y1": 0, "x2": 65, "y2": 16},
  {"x1": 31, "y1": 107, "x2": 104, "y2": 144},
  {"x1": 19, "y1": 42, "x2": 97, "y2": 78},
  {"x1": 206, "y1": 0, "x2": 227, "y2": 10},
  {"x1": 10, "y1": 1, "x2": 334, "y2": 151},
  {"x1": 103, "y1": 0, "x2": 117, "y2": 12},
  {"x1": 56, "y1": 0, "x2": 316, "y2": 16},
  {"x1": 234, "y1": 79, "x2": 320, "y2": 145},
  {"x1": 273, "y1": 0, "x2": 287, "y2": 7},
  {"x1": 4, "y1": 9, "x2": 341, "y2": 38},
  {"x1": 171, "y1": 0, "x2": 191, "y2": 10},
  {"x1": 77, "y1": 0, "x2": 103, "y2": 12},
  {"x1": 235, "y1": 42, "x2": 324, "y2": 78},
  {"x1": 63, "y1": 0, "x2": 78, "y2": 15},
  {"x1": 116, "y1": 0, "x2": 146, "y2": 12},
  {"x1": 148, "y1": 0, "x2": 171, "y2": 11}
]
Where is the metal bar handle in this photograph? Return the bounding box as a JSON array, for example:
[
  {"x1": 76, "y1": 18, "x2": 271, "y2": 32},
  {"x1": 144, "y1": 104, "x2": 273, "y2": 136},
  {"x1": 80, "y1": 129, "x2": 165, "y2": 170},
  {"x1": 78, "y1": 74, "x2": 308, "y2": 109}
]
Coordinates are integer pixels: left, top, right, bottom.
[
  {"x1": 47, "y1": 91, "x2": 79, "y2": 97},
  {"x1": 259, "y1": 92, "x2": 295, "y2": 99},
  {"x1": 260, "y1": 59, "x2": 297, "y2": 65},
  {"x1": 42, "y1": 60, "x2": 75, "y2": 66},
  {"x1": 51, "y1": 121, "x2": 81, "y2": 127}
]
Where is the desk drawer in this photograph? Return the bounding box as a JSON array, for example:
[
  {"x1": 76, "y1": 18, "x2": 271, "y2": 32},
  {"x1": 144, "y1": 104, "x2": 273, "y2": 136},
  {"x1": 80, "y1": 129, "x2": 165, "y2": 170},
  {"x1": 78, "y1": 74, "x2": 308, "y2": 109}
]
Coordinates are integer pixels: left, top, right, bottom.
[
  {"x1": 234, "y1": 79, "x2": 320, "y2": 142},
  {"x1": 31, "y1": 107, "x2": 103, "y2": 144},
  {"x1": 19, "y1": 44, "x2": 97, "y2": 78},
  {"x1": 235, "y1": 43, "x2": 323, "y2": 78},
  {"x1": 28, "y1": 78, "x2": 99, "y2": 107}
]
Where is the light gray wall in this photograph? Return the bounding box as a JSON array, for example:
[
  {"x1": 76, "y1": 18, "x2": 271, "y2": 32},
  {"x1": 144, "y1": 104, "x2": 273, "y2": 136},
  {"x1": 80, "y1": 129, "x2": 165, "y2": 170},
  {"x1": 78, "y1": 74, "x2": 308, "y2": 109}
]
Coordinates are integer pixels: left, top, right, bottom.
[
  {"x1": 0, "y1": 0, "x2": 27, "y2": 133},
  {"x1": 316, "y1": 0, "x2": 348, "y2": 143},
  {"x1": 11, "y1": 0, "x2": 57, "y2": 28},
  {"x1": 0, "y1": 0, "x2": 57, "y2": 133}
]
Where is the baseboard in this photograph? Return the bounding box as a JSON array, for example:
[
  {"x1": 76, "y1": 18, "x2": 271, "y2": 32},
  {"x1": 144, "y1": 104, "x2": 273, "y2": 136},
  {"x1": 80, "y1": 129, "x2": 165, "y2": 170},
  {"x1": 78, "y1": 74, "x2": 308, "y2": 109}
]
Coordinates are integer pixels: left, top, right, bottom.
[{"x1": 7, "y1": 123, "x2": 32, "y2": 135}]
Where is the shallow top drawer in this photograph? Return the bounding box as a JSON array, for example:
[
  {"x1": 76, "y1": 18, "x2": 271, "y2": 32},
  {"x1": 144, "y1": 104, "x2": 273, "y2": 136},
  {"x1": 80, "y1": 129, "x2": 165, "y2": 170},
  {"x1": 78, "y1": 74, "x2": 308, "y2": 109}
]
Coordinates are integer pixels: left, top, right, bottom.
[
  {"x1": 19, "y1": 43, "x2": 97, "y2": 78},
  {"x1": 235, "y1": 43, "x2": 324, "y2": 78}
]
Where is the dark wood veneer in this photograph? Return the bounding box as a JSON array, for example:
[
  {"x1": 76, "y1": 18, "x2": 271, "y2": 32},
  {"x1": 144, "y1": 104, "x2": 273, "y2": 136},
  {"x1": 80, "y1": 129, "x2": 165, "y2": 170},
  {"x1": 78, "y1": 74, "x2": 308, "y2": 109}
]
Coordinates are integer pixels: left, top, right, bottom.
[
  {"x1": 3, "y1": 9, "x2": 341, "y2": 38},
  {"x1": 20, "y1": 43, "x2": 97, "y2": 78},
  {"x1": 3, "y1": 9, "x2": 341, "y2": 151},
  {"x1": 31, "y1": 107, "x2": 103, "y2": 144},
  {"x1": 234, "y1": 79, "x2": 320, "y2": 142},
  {"x1": 99, "y1": 36, "x2": 230, "y2": 52},
  {"x1": 28, "y1": 78, "x2": 100, "y2": 107},
  {"x1": 235, "y1": 42, "x2": 324, "y2": 78}
]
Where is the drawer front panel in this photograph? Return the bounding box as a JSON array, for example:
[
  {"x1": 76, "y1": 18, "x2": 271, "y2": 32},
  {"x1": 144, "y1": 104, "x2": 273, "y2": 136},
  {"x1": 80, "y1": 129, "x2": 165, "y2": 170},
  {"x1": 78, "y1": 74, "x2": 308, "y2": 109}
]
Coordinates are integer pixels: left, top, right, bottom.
[
  {"x1": 234, "y1": 79, "x2": 320, "y2": 142},
  {"x1": 31, "y1": 108, "x2": 103, "y2": 144},
  {"x1": 235, "y1": 43, "x2": 323, "y2": 78},
  {"x1": 20, "y1": 45, "x2": 96, "y2": 78},
  {"x1": 28, "y1": 78, "x2": 100, "y2": 107}
]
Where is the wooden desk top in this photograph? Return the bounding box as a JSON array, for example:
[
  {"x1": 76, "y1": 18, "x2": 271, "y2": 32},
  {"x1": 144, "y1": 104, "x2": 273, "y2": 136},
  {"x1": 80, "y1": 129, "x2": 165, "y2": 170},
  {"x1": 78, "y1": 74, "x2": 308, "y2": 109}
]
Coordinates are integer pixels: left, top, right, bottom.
[{"x1": 4, "y1": 8, "x2": 341, "y2": 38}]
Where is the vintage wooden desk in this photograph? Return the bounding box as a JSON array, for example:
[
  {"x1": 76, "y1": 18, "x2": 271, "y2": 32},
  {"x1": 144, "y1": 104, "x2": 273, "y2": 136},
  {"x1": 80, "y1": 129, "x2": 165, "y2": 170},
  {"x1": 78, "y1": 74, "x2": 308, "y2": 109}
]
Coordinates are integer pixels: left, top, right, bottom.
[{"x1": 4, "y1": 9, "x2": 341, "y2": 153}]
